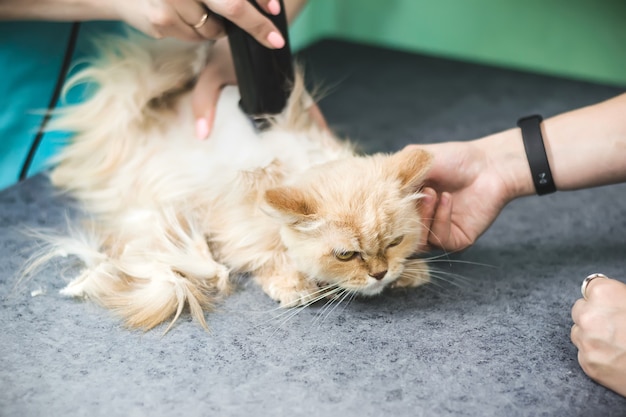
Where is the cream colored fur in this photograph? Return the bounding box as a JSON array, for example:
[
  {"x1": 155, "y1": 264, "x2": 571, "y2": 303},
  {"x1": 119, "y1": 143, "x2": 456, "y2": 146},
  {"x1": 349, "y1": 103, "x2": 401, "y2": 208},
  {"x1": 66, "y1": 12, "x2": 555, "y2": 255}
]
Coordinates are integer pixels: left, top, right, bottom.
[{"x1": 41, "y1": 33, "x2": 432, "y2": 331}]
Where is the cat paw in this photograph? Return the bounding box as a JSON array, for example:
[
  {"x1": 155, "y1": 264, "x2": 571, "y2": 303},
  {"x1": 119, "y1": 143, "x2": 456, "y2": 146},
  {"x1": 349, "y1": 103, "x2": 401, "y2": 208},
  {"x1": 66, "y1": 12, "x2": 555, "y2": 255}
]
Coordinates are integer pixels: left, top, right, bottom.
[
  {"x1": 391, "y1": 262, "x2": 430, "y2": 289},
  {"x1": 264, "y1": 280, "x2": 319, "y2": 308}
]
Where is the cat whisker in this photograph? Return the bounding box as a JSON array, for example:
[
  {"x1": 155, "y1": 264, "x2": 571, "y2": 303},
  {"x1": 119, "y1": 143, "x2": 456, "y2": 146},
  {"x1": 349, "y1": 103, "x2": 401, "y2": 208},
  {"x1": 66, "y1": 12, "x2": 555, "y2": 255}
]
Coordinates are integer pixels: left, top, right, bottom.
[
  {"x1": 264, "y1": 284, "x2": 345, "y2": 328},
  {"x1": 429, "y1": 270, "x2": 472, "y2": 288},
  {"x1": 317, "y1": 288, "x2": 354, "y2": 326},
  {"x1": 309, "y1": 278, "x2": 354, "y2": 325},
  {"x1": 263, "y1": 278, "x2": 355, "y2": 332},
  {"x1": 262, "y1": 281, "x2": 344, "y2": 314},
  {"x1": 425, "y1": 271, "x2": 475, "y2": 297},
  {"x1": 311, "y1": 297, "x2": 337, "y2": 327},
  {"x1": 413, "y1": 218, "x2": 498, "y2": 274},
  {"x1": 415, "y1": 219, "x2": 453, "y2": 261},
  {"x1": 264, "y1": 287, "x2": 345, "y2": 338},
  {"x1": 263, "y1": 304, "x2": 311, "y2": 338},
  {"x1": 414, "y1": 227, "x2": 496, "y2": 272},
  {"x1": 312, "y1": 288, "x2": 347, "y2": 326},
  {"x1": 421, "y1": 255, "x2": 496, "y2": 269},
  {"x1": 397, "y1": 264, "x2": 471, "y2": 296},
  {"x1": 343, "y1": 290, "x2": 358, "y2": 312}
]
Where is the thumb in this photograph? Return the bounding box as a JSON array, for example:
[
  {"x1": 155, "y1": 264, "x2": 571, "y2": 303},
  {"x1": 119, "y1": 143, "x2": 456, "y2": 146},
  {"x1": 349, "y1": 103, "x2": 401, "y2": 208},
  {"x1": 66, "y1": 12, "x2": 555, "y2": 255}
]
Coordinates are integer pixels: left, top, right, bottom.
[
  {"x1": 417, "y1": 187, "x2": 437, "y2": 252},
  {"x1": 427, "y1": 191, "x2": 453, "y2": 251}
]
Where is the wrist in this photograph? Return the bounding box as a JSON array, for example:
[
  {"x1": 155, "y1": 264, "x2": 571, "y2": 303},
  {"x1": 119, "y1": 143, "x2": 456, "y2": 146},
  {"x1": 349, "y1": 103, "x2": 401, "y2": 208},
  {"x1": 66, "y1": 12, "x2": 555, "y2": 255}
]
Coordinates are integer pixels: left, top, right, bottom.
[
  {"x1": 473, "y1": 128, "x2": 536, "y2": 203},
  {"x1": 79, "y1": 0, "x2": 117, "y2": 20}
]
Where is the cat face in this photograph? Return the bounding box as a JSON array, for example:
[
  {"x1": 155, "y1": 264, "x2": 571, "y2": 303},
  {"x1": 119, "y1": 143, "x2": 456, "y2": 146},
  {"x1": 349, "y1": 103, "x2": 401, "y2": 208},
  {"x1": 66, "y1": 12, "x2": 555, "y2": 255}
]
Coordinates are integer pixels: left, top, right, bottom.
[{"x1": 264, "y1": 147, "x2": 431, "y2": 296}]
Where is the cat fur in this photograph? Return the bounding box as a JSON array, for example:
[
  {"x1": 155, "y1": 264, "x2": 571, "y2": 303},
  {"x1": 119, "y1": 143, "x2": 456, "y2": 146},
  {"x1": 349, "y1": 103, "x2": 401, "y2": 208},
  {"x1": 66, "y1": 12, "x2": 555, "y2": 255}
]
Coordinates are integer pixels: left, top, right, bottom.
[{"x1": 37, "y1": 33, "x2": 432, "y2": 331}]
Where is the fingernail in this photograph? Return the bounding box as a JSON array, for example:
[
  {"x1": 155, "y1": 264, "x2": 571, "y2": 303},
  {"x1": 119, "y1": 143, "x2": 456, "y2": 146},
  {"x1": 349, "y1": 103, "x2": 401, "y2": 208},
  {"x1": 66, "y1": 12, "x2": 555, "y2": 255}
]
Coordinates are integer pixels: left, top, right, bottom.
[
  {"x1": 196, "y1": 118, "x2": 209, "y2": 140},
  {"x1": 267, "y1": 31, "x2": 285, "y2": 49},
  {"x1": 267, "y1": 0, "x2": 281, "y2": 15}
]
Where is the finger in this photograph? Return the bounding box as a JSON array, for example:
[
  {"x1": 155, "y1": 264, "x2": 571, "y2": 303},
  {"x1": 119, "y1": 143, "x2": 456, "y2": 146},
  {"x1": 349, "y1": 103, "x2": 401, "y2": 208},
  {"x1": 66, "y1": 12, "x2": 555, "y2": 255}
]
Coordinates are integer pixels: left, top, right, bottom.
[
  {"x1": 168, "y1": 0, "x2": 223, "y2": 39},
  {"x1": 196, "y1": 15, "x2": 227, "y2": 39},
  {"x1": 192, "y1": 66, "x2": 227, "y2": 140},
  {"x1": 192, "y1": 13, "x2": 227, "y2": 39},
  {"x1": 427, "y1": 191, "x2": 452, "y2": 250},
  {"x1": 583, "y1": 274, "x2": 616, "y2": 302},
  {"x1": 172, "y1": 24, "x2": 204, "y2": 41},
  {"x1": 570, "y1": 323, "x2": 582, "y2": 348},
  {"x1": 157, "y1": 17, "x2": 204, "y2": 41},
  {"x1": 418, "y1": 187, "x2": 437, "y2": 251},
  {"x1": 571, "y1": 298, "x2": 586, "y2": 324},
  {"x1": 204, "y1": 0, "x2": 285, "y2": 49},
  {"x1": 146, "y1": 2, "x2": 203, "y2": 41},
  {"x1": 192, "y1": 78, "x2": 221, "y2": 140},
  {"x1": 255, "y1": 0, "x2": 281, "y2": 16}
]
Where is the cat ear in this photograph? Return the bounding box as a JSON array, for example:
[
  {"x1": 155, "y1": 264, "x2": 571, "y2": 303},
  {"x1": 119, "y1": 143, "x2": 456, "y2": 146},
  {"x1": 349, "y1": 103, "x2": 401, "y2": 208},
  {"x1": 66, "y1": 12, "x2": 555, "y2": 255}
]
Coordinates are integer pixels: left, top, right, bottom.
[
  {"x1": 264, "y1": 187, "x2": 321, "y2": 230},
  {"x1": 388, "y1": 146, "x2": 432, "y2": 192}
]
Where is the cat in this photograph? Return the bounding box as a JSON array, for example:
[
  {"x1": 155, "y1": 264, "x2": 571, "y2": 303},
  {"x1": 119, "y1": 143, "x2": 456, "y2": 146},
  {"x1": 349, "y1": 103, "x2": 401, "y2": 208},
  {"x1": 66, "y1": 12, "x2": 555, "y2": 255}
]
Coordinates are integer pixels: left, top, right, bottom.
[{"x1": 36, "y1": 33, "x2": 433, "y2": 331}]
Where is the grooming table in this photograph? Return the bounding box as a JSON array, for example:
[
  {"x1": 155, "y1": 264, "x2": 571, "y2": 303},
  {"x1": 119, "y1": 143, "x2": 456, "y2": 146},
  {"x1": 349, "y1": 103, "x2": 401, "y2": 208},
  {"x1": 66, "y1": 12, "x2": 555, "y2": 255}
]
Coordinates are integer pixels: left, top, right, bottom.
[{"x1": 2, "y1": 40, "x2": 625, "y2": 416}]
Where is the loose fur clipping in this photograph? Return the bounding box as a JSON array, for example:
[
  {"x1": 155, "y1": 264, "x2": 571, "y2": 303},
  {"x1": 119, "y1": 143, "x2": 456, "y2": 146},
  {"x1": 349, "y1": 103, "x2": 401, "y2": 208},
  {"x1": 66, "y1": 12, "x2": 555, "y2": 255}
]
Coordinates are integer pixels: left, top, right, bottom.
[{"x1": 26, "y1": 32, "x2": 433, "y2": 332}]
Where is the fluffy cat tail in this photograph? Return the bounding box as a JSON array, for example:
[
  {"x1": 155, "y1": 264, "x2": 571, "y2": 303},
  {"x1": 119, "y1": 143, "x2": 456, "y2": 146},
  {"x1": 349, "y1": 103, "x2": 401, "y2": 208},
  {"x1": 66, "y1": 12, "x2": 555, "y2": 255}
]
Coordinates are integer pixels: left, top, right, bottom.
[{"x1": 23, "y1": 208, "x2": 231, "y2": 332}]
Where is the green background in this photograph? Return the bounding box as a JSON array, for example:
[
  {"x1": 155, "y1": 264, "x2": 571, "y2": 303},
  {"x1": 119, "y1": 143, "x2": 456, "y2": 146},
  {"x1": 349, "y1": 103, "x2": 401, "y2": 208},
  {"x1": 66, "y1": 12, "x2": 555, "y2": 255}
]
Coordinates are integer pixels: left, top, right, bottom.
[{"x1": 289, "y1": 0, "x2": 626, "y2": 87}]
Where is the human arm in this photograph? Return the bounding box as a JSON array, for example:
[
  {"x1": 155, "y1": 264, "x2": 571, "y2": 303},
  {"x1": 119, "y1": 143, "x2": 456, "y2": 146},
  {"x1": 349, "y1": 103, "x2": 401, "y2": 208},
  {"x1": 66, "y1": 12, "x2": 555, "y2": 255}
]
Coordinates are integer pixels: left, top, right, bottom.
[
  {"x1": 571, "y1": 276, "x2": 626, "y2": 397},
  {"x1": 417, "y1": 93, "x2": 626, "y2": 251},
  {"x1": 0, "y1": 0, "x2": 286, "y2": 47}
]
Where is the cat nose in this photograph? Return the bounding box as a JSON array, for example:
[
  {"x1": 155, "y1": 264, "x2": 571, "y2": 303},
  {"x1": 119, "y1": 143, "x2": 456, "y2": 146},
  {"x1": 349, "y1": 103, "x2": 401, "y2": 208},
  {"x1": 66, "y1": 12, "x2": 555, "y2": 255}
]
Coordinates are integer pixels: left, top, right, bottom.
[{"x1": 369, "y1": 270, "x2": 387, "y2": 281}]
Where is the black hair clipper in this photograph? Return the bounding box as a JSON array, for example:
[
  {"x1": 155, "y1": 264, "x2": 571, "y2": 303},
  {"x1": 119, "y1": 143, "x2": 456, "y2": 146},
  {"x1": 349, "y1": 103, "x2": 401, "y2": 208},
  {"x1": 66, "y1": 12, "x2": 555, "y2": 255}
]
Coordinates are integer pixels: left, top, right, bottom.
[{"x1": 224, "y1": 0, "x2": 294, "y2": 130}]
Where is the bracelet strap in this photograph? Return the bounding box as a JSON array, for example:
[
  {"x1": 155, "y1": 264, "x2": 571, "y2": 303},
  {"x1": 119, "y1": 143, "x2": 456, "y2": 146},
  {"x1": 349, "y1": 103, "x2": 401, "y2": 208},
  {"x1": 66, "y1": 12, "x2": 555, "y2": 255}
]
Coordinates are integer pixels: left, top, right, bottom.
[{"x1": 517, "y1": 115, "x2": 556, "y2": 195}]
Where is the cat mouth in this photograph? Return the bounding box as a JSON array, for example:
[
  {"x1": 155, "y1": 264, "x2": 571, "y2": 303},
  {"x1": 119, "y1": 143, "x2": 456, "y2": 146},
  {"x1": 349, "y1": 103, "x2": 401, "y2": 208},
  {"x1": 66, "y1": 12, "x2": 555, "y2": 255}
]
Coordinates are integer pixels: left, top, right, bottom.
[{"x1": 357, "y1": 282, "x2": 387, "y2": 296}]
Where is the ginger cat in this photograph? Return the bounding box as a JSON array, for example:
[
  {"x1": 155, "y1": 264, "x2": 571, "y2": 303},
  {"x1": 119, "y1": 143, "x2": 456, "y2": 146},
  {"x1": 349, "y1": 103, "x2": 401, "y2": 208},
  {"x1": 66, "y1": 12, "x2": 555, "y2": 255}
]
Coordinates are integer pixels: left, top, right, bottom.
[{"x1": 39, "y1": 34, "x2": 432, "y2": 331}]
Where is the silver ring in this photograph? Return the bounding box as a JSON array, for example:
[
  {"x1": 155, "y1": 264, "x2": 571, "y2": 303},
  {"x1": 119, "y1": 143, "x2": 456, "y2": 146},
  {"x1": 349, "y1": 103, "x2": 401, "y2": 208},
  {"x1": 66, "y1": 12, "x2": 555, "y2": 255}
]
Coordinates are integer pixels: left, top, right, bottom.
[
  {"x1": 193, "y1": 12, "x2": 209, "y2": 29},
  {"x1": 581, "y1": 273, "x2": 607, "y2": 300}
]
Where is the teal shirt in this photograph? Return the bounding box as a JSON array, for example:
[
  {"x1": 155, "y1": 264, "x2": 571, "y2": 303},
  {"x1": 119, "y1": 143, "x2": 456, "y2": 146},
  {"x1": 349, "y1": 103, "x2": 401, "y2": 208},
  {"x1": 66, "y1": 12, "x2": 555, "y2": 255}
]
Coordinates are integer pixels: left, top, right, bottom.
[{"x1": 0, "y1": 21, "x2": 125, "y2": 191}]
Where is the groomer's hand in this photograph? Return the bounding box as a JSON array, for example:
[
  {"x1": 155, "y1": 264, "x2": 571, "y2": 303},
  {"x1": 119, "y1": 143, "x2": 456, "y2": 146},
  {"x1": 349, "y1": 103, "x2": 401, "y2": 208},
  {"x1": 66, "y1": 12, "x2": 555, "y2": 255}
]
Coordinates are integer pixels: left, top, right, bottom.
[
  {"x1": 571, "y1": 277, "x2": 626, "y2": 397},
  {"x1": 192, "y1": 38, "x2": 328, "y2": 139},
  {"x1": 1, "y1": 0, "x2": 286, "y2": 46},
  {"x1": 415, "y1": 123, "x2": 546, "y2": 253},
  {"x1": 413, "y1": 139, "x2": 511, "y2": 252},
  {"x1": 111, "y1": 0, "x2": 286, "y2": 47}
]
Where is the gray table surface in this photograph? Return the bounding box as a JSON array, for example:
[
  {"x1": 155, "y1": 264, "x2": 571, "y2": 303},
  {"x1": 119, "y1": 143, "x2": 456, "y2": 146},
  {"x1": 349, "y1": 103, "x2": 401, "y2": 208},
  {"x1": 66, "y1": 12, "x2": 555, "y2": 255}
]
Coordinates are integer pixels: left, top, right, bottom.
[{"x1": 2, "y1": 40, "x2": 626, "y2": 417}]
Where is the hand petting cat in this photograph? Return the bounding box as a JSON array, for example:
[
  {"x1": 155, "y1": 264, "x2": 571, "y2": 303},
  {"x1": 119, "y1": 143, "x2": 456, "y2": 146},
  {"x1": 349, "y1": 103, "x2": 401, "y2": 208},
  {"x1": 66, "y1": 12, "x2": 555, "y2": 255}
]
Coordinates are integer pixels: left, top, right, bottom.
[
  {"x1": 416, "y1": 93, "x2": 626, "y2": 253},
  {"x1": 410, "y1": 136, "x2": 517, "y2": 253},
  {"x1": 111, "y1": 0, "x2": 287, "y2": 45}
]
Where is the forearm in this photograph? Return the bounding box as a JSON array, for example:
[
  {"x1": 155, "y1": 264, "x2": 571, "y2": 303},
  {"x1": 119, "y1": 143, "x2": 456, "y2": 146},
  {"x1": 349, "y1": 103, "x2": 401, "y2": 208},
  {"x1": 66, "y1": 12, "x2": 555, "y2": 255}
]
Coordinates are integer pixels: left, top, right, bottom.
[
  {"x1": 0, "y1": 0, "x2": 115, "y2": 21},
  {"x1": 477, "y1": 93, "x2": 626, "y2": 202},
  {"x1": 545, "y1": 93, "x2": 626, "y2": 191},
  {"x1": 0, "y1": 0, "x2": 307, "y2": 24}
]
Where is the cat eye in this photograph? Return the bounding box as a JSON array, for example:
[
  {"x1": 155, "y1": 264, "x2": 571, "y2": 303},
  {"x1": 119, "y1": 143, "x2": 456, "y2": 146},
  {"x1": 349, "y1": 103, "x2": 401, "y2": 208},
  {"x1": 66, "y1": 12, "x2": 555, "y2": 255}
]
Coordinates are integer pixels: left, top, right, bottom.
[
  {"x1": 335, "y1": 251, "x2": 357, "y2": 261},
  {"x1": 388, "y1": 236, "x2": 404, "y2": 248}
]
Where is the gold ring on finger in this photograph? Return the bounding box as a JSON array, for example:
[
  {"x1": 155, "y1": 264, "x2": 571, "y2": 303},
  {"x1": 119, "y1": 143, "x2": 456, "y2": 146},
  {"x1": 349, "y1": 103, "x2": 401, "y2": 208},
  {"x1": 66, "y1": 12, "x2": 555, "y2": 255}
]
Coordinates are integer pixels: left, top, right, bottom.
[{"x1": 193, "y1": 12, "x2": 209, "y2": 29}]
